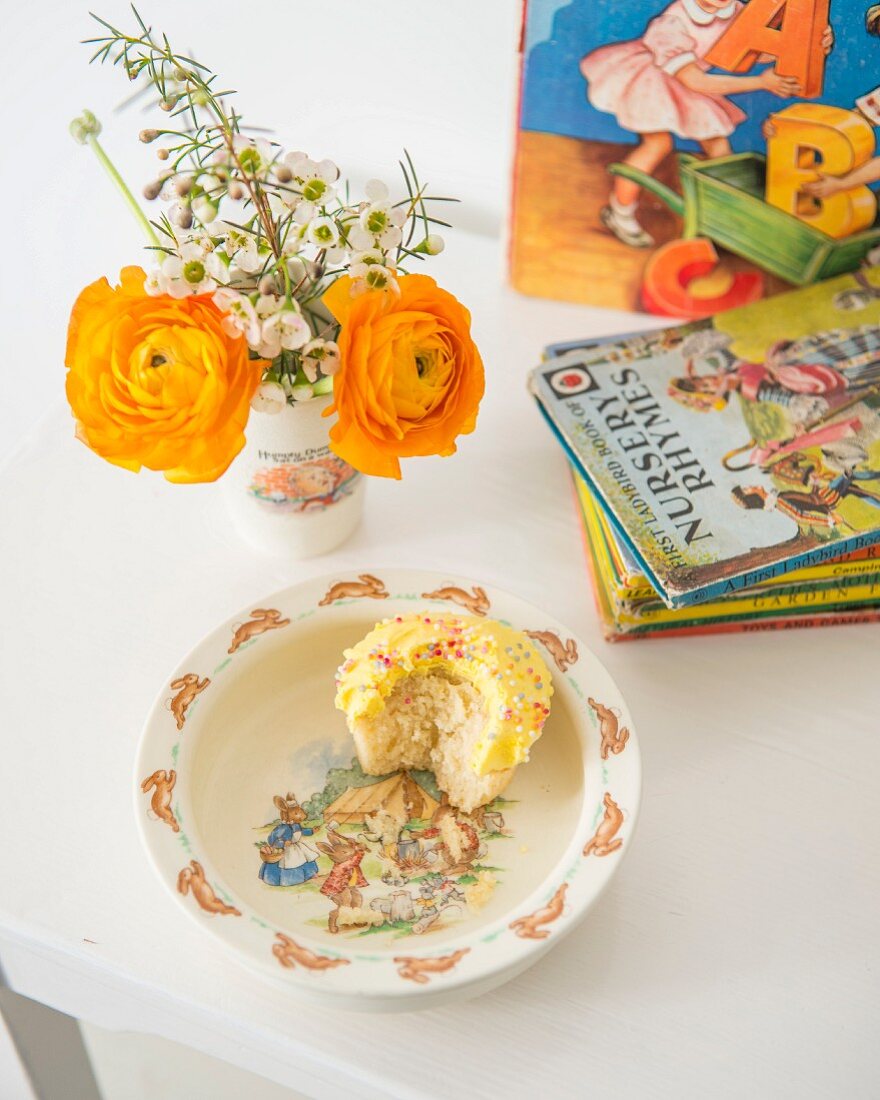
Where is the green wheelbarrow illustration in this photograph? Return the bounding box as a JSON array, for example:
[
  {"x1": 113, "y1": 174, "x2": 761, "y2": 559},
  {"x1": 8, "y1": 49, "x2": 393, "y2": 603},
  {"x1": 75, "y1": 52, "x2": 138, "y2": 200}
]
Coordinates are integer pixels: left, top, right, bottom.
[{"x1": 609, "y1": 152, "x2": 880, "y2": 286}]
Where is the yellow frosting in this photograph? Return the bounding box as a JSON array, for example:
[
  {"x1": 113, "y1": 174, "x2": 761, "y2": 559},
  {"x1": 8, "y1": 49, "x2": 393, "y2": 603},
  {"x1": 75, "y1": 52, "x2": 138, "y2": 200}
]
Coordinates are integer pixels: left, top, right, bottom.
[{"x1": 334, "y1": 612, "x2": 553, "y2": 775}]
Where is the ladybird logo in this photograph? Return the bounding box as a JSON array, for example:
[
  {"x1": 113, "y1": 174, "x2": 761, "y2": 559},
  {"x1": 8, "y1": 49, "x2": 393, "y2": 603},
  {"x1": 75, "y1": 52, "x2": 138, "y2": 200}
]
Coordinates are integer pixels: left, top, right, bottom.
[{"x1": 545, "y1": 365, "x2": 596, "y2": 397}]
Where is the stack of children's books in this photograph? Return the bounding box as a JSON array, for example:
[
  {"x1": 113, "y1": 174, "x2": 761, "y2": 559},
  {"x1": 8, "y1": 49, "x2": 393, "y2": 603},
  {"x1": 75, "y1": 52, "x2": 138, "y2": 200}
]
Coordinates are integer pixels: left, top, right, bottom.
[{"x1": 529, "y1": 270, "x2": 880, "y2": 640}]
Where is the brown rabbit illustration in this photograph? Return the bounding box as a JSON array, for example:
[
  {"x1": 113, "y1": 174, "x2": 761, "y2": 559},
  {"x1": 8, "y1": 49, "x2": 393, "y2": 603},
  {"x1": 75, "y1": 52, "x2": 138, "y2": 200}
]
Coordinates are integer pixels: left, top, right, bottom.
[
  {"x1": 525, "y1": 630, "x2": 579, "y2": 672},
  {"x1": 410, "y1": 796, "x2": 482, "y2": 876},
  {"x1": 272, "y1": 933, "x2": 350, "y2": 971},
  {"x1": 168, "y1": 673, "x2": 210, "y2": 730},
  {"x1": 420, "y1": 585, "x2": 490, "y2": 617},
  {"x1": 394, "y1": 948, "x2": 470, "y2": 984},
  {"x1": 583, "y1": 793, "x2": 624, "y2": 857},
  {"x1": 318, "y1": 574, "x2": 389, "y2": 606},
  {"x1": 140, "y1": 769, "x2": 179, "y2": 832},
  {"x1": 177, "y1": 860, "x2": 241, "y2": 916},
  {"x1": 317, "y1": 829, "x2": 369, "y2": 934},
  {"x1": 587, "y1": 698, "x2": 630, "y2": 760},
  {"x1": 509, "y1": 882, "x2": 568, "y2": 940},
  {"x1": 228, "y1": 609, "x2": 291, "y2": 654}
]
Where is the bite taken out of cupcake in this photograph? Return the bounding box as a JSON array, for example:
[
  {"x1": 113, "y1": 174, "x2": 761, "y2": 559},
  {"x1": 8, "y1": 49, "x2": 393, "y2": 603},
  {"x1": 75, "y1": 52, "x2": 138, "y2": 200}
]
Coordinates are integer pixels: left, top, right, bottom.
[{"x1": 334, "y1": 612, "x2": 553, "y2": 811}]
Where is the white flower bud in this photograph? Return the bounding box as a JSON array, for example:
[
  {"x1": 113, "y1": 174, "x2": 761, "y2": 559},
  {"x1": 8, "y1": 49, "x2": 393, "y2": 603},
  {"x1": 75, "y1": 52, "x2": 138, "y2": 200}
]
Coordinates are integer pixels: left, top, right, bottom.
[
  {"x1": 290, "y1": 383, "x2": 315, "y2": 403},
  {"x1": 139, "y1": 128, "x2": 160, "y2": 143},
  {"x1": 192, "y1": 198, "x2": 218, "y2": 224},
  {"x1": 171, "y1": 203, "x2": 193, "y2": 229},
  {"x1": 143, "y1": 180, "x2": 162, "y2": 201},
  {"x1": 274, "y1": 164, "x2": 293, "y2": 183},
  {"x1": 69, "y1": 110, "x2": 101, "y2": 145},
  {"x1": 157, "y1": 148, "x2": 170, "y2": 161},
  {"x1": 250, "y1": 381, "x2": 287, "y2": 415},
  {"x1": 258, "y1": 274, "x2": 278, "y2": 296},
  {"x1": 173, "y1": 176, "x2": 193, "y2": 197},
  {"x1": 227, "y1": 180, "x2": 245, "y2": 201}
]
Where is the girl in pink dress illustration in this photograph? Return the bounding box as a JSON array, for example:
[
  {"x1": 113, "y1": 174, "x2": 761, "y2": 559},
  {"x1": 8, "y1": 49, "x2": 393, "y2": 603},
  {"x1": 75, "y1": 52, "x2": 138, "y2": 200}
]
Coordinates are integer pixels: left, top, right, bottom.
[{"x1": 580, "y1": 0, "x2": 833, "y2": 247}]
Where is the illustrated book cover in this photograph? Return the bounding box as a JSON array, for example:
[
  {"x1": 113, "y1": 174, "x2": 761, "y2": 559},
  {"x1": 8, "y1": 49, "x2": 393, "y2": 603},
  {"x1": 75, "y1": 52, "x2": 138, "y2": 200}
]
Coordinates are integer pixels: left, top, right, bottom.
[
  {"x1": 529, "y1": 267, "x2": 880, "y2": 607},
  {"x1": 511, "y1": 0, "x2": 880, "y2": 315},
  {"x1": 573, "y1": 464, "x2": 880, "y2": 637}
]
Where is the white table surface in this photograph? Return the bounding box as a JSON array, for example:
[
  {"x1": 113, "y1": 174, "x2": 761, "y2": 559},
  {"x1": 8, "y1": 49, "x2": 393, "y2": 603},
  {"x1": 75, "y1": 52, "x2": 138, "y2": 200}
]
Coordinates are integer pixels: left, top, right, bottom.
[{"x1": 2, "y1": 225, "x2": 879, "y2": 1098}]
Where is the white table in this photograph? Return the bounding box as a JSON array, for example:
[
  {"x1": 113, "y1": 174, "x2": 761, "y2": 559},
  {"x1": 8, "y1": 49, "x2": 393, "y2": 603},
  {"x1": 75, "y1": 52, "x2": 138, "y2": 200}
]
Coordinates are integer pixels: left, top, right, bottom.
[{"x1": 1, "y1": 226, "x2": 879, "y2": 1099}]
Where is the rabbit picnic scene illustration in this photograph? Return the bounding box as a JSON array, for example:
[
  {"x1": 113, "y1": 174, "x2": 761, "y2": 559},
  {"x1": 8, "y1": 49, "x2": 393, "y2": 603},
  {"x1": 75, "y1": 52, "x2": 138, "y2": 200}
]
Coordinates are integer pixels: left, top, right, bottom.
[{"x1": 252, "y1": 763, "x2": 513, "y2": 941}]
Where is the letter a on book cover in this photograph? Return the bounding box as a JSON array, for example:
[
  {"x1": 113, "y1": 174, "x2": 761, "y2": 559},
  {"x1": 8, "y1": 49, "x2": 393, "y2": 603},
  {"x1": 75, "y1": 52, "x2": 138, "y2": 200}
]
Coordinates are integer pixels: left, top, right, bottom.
[{"x1": 705, "y1": 0, "x2": 830, "y2": 99}]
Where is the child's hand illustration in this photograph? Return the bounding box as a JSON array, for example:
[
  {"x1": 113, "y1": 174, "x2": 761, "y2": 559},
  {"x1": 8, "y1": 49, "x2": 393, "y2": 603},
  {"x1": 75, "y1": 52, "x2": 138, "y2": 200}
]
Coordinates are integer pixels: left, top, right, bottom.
[
  {"x1": 762, "y1": 118, "x2": 777, "y2": 140},
  {"x1": 759, "y1": 69, "x2": 801, "y2": 97},
  {"x1": 804, "y1": 173, "x2": 847, "y2": 198},
  {"x1": 822, "y1": 25, "x2": 834, "y2": 55}
]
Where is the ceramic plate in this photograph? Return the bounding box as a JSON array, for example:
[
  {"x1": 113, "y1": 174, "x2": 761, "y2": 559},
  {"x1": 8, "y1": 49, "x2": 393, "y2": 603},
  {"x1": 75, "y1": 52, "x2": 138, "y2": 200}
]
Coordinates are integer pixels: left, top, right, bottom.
[{"x1": 135, "y1": 569, "x2": 641, "y2": 1010}]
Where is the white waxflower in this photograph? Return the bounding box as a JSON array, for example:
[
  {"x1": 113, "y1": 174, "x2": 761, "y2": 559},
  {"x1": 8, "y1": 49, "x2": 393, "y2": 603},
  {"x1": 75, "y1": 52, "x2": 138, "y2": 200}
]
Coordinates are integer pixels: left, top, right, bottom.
[
  {"x1": 229, "y1": 136, "x2": 275, "y2": 179},
  {"x1": 282, "y1": 153, "x2": 339, "y2": 202},
  {"x1": 349, "y1": 262, "x2": 399, "y2": 297},
  {"x1": 177, "y1": 230, "x2": 214, "y2": 257},
  {"x1": 205, "y1": 250, "x2": 230, "y2": 281},
  {"x1": 267, "y1": 191, "x2": 288, "y2": 220},
  {"x1": 261, "y1": 307, "x2": 311, "y2": 355},
  {"x1": 351, "y1": 202, "x2": 406, "y2": 249},
  {"x1": 255, "y1": 293, "x2": 284, "y2": 320},
  {"x1": 350, "y1": 248, "x2": 388, "y2": 267},
  {"x1": 282, "y1": 150, "x2": 310, "y2": 177},
  {"x1": 213, "y1": 288, "x2": 262, "y2": 347},
  {"x1": 301, "y1": 338, "x2": 341, "y2": 382},
  {"x1": 306, "y1": 216, "x2": 340, "y2": 250},
  {"x1": 291, "y1": 200, "x2": 317, "y2": 225},
  {"x1": 250, "y1": 381, "x2": 288, "y2": 414},
  {"x1": 157, "y1": 240, "x2": 217, "y2": 297},
  {"x1": 364, "y1": 179, "x2": 389, "y2": 202},
  {"x1": 144, "y1": 268, "x2": 164, "y2": 296},
  {"x1": 299, "y1": 158, "x2": 339, "y2": 203},
  {"x1": 215, "y1": 223, "x2": 264, "y2": 274}
]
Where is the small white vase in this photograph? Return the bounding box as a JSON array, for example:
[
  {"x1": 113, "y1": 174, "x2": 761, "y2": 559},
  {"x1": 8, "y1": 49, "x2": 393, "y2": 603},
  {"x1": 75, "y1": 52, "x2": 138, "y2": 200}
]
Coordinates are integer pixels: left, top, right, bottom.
[{"x1": 225, "y1": 395, "x2": 365, "y2": 557}]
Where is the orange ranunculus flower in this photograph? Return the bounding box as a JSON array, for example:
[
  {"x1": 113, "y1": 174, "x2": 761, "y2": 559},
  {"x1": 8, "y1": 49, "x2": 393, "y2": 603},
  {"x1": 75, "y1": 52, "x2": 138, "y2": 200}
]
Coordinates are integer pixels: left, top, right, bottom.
[
  {"x1": 65, "y1": 266, "x2": 265, "y2": 483},
  {"x1": 321, "y1": 274, "x2": 484, "y2": 479}
]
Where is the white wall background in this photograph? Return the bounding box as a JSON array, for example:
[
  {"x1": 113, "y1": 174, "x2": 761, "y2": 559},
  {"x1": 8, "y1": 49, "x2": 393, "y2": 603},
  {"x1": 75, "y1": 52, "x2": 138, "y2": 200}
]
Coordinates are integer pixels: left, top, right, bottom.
[{"x1": 0, "y1": 0, "x2": 521, "y2": 464}]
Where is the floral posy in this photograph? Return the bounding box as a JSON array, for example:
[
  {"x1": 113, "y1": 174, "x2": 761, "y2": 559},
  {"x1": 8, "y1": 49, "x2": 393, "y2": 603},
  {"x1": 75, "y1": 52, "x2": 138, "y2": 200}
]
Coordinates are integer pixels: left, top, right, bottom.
[{"x1": 66, "y1": 10, "x2": 483, "y2": 483}]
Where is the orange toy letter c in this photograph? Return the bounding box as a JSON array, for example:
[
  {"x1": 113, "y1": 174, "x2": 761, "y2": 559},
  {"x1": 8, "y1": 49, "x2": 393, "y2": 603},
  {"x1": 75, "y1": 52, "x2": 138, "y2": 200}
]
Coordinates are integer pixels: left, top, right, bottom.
[
  {"x1": 766, "y1": 104, "x2": 877, "y2": 239},
  {"x1": 705, "y1": 0, "x2": 830, "y2": 99},
  {"x1": 640, "y1": 238, "x2": 764, "y2": 320}
]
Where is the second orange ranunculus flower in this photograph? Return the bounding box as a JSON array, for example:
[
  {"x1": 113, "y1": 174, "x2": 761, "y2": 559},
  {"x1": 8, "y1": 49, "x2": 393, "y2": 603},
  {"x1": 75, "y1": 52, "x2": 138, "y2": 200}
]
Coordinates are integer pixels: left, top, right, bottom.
[
  {"x1": 322, "y1": 274, "x2": 485, "y2": 479},
  {"x1": 65, "y1": 267, "x2": 265, "y2": 483}
]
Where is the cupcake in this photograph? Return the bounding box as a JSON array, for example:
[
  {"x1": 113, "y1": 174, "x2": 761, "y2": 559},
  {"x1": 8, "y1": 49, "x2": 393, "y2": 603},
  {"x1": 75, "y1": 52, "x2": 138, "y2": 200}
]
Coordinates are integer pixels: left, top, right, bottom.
[{"x1": 334, "y1": 612, "x2": 553, "y2": 811}]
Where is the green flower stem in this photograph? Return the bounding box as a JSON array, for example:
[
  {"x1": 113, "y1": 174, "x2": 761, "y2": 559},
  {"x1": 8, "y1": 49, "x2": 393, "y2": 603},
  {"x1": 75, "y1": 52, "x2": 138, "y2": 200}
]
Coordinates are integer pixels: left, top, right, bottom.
[{"x1": 86, "y1": 133, "x2": 161, "y2": 248}]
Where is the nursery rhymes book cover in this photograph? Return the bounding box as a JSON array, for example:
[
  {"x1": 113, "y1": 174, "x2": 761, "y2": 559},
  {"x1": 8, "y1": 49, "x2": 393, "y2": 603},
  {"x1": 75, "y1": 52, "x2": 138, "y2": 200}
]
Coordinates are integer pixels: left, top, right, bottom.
[
  {"x1": 511, "y1": 0, "x2": 880, "y2": 313},
  {"x1": 529, "y1": 269, "x2": 880, "y2": 606}
]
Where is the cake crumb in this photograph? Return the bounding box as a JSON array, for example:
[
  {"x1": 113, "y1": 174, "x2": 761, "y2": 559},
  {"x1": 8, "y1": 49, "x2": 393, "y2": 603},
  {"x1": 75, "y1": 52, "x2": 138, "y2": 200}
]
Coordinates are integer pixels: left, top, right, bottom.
[{"x1": 463, "y1": 870, "x2": 498, "y2": 912}]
